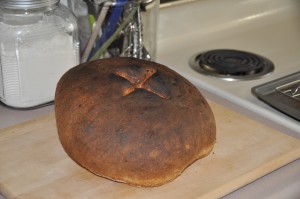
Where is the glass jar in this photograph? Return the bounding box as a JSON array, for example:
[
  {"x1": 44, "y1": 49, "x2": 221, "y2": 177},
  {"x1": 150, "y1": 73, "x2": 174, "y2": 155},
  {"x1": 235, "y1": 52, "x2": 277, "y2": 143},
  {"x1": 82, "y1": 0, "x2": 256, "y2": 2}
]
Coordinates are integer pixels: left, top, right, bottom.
[
  {"x1": 0, "y1": 0, "x2": 79, "y2": 108},
  {"x1": 68, "y1": 0, "x2": 159, "y2": 62},
  {"x1": 140, "y1": 0, "x2": 160, "y2": 60}
]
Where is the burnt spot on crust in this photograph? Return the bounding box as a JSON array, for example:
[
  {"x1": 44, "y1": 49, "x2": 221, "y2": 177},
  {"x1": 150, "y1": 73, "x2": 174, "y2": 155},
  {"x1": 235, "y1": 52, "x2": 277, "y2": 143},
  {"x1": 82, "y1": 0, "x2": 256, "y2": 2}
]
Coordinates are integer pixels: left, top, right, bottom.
[{"x1": 112, "y1": 64, "x2": 171, "y2": 99}]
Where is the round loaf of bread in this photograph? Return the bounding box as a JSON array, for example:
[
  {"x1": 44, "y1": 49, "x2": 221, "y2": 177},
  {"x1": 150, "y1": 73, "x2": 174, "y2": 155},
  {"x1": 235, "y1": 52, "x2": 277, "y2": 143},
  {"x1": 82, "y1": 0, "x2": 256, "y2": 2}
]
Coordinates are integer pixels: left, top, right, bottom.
[{"x1": 55, "y1": 57, "x2": 216, "y2": 187}]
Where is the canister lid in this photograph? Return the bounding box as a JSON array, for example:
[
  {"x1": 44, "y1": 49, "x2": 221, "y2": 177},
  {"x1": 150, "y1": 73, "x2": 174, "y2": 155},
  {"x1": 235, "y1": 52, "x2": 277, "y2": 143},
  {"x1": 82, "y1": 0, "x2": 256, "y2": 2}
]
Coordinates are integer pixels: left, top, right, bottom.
[{"x1": 0, "y1": 0, "x2": 59, "y2": 10}]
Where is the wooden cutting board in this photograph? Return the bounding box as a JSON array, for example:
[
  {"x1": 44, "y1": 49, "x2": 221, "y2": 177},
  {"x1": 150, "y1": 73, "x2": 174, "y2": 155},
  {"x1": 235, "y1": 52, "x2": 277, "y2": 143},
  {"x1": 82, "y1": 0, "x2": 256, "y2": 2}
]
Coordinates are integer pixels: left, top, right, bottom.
[{"x1": 1, "y1": 102, "x2": 300, "y2": 199}]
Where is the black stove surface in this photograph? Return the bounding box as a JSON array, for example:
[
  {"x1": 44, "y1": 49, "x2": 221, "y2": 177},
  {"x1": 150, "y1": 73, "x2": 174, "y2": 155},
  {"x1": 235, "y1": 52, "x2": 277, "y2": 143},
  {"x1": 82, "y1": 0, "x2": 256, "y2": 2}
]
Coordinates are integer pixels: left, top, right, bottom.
[{"x1": 189, "y1": 49, "x2": 274, "y2": 81}]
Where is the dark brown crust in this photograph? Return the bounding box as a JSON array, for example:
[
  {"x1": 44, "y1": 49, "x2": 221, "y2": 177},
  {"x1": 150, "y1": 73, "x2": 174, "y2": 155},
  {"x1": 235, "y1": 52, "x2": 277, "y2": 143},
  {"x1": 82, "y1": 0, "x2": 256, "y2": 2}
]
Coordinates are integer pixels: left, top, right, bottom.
[{"x1": 55, "y1": 57, "x2": 216, "y2": 187}]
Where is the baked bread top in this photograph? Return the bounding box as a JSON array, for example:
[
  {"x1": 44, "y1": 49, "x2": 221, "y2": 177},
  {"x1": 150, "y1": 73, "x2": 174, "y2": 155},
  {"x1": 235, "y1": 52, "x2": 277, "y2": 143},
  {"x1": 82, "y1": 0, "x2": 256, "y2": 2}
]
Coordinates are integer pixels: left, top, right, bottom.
[{"x1": 55, "y1": 57, "x2": 216, "y2": 187}]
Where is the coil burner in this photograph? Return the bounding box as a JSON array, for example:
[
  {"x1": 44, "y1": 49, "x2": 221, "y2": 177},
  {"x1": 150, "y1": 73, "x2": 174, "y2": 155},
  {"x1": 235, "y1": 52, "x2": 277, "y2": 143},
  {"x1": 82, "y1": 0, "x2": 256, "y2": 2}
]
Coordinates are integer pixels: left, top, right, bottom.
[{"x1": 189, "y1": 49, "x2": 274, "y2": 81}]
